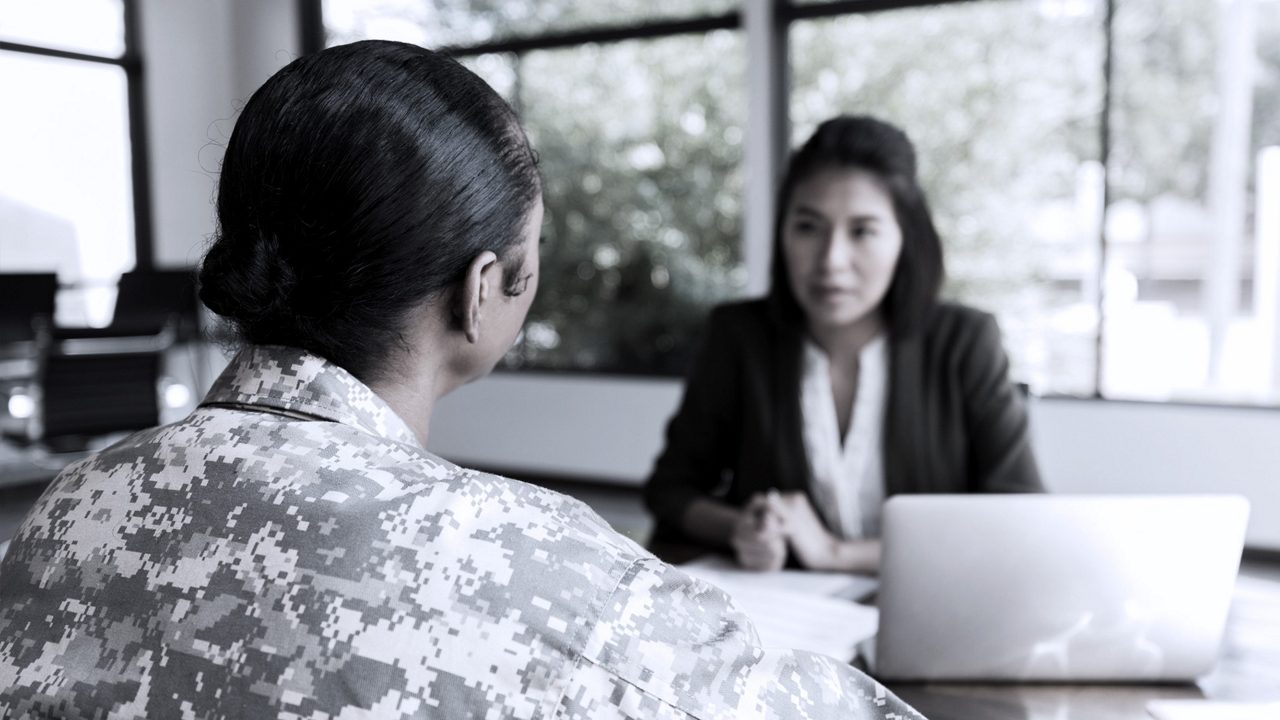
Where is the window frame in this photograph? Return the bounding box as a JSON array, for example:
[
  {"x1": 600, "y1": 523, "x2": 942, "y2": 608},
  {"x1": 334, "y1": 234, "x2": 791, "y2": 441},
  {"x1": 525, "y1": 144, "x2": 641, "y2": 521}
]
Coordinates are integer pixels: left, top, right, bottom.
[
  {"x1": 303, "y1": 0, "x2": 1280, "y2": 411},
  {"x1": 0, "y1": 0, "x2": 155, "y2": 274}
]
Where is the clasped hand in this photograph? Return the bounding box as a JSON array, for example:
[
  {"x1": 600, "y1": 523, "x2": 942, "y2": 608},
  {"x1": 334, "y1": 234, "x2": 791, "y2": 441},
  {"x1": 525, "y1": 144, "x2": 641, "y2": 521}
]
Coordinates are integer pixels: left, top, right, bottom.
[{"x1": 730, "y1": 491, "x2": 879, "y2": 573}]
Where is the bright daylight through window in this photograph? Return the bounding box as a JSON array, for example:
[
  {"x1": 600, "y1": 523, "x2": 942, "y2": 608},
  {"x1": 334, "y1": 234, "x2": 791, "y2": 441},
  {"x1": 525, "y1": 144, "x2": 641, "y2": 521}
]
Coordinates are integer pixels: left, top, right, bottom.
[
  {"x1": 324, "y1": 0, "x2": 1280, "y2": 406},
  {"x1": 0, "y1": 0, "x2": 136, "y2": 328}
]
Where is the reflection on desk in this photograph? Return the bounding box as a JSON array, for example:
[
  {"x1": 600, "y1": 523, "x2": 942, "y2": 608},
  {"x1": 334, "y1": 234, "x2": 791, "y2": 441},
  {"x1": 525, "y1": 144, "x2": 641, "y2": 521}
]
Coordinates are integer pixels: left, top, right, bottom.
[{"x1": 887, "y1": 565, "x2": 1280, "y2": 720}]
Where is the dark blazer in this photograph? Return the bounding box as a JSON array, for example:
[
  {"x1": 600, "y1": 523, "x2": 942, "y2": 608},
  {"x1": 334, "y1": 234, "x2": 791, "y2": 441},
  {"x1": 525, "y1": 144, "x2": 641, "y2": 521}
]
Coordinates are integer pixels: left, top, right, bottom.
[{"x1": 643, "y1": 298, "x2": 1043, "y2": 547}]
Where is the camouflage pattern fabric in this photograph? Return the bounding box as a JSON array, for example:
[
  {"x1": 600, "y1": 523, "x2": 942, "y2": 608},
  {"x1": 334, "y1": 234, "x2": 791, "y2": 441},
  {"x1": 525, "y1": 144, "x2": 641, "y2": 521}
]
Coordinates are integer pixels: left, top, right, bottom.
[{"x1": 0, "y1": 346, "x2": 923, "y2": 719}]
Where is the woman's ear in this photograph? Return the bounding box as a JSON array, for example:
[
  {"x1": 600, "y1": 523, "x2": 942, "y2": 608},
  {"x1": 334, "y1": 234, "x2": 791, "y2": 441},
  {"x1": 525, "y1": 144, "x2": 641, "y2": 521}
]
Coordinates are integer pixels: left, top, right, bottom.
[{"x1": 457, "y1": 250, "x2": 499, "y2": 344}]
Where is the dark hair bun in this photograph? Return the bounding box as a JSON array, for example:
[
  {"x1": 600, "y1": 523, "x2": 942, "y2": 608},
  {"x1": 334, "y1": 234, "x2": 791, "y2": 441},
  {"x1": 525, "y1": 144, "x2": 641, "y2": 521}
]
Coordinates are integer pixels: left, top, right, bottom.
[{"x1": 198, "y1": 230, "x2": 294, "y2": 332}]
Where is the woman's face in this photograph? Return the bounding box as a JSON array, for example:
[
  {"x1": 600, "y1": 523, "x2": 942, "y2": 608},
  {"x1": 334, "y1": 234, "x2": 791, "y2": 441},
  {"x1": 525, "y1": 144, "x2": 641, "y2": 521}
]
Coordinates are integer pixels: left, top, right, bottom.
[{"x1": 782, "y1": 167, "x2": 903, "y2": 332}]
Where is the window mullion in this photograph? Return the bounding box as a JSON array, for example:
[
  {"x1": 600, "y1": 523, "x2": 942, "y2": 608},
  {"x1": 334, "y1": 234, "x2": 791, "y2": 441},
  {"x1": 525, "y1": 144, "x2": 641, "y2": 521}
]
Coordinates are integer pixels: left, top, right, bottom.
[{"x1": 122, "y1": 0, "x2": 153, "y2": 272}]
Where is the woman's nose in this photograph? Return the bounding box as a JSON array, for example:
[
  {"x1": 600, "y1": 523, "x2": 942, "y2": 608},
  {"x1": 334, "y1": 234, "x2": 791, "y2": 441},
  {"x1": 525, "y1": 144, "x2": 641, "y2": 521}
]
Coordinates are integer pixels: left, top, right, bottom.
[{"x1": 818, "y1": 229, "x2": 851, "y2": 270}]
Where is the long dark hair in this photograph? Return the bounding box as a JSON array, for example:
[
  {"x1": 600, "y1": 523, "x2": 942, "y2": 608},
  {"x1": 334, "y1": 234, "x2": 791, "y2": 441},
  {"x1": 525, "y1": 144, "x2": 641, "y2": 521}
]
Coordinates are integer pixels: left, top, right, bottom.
[
  {"x1": 767, "y1": 115, "x2": 943, "y2": 338},
  {"x1": 199, "y1": 40, "x2": 541, "y2": 382}
]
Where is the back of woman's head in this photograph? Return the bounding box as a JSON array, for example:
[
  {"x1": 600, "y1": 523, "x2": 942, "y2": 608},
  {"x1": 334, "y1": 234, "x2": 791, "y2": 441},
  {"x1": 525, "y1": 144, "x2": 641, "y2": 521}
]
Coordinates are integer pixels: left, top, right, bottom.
[
  {"x1": 199, "y1": 40, "x2": 541, "y2": 382},
  {"x1": 768, "y1": 115, "x2": 944, "y2": 337}
]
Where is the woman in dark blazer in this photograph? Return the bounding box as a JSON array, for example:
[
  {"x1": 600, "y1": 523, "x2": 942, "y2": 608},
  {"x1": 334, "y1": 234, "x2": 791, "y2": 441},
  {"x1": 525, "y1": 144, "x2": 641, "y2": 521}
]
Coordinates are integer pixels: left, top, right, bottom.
[{"x1": 644, "y1": 116, "x2": 1043, "y2": 573}]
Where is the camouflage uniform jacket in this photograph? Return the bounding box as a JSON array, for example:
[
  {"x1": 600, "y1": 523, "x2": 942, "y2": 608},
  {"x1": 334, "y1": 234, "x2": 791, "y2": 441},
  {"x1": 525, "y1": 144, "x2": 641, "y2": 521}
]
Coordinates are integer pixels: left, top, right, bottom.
[{"x1": 0, "y1": 346, "x2": 922, "y2": 719}]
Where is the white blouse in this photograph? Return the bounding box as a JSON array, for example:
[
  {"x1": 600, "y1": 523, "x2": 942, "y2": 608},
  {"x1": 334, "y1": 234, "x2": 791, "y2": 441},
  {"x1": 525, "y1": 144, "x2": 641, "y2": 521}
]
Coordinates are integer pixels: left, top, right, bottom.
[{"x1": 799, "y1": 335, "x2": 889, "y2": 540}]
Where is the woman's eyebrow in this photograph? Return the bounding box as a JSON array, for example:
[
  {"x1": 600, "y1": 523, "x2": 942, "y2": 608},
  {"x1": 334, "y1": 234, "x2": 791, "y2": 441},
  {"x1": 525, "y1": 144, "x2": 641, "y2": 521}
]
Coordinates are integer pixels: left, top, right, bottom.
[
  {"x1": 792, "y1": 204, "x2": 827, "y2": 218},
  {"x1": 511, "y1": 272, "x2": 534, "y2": 294}
]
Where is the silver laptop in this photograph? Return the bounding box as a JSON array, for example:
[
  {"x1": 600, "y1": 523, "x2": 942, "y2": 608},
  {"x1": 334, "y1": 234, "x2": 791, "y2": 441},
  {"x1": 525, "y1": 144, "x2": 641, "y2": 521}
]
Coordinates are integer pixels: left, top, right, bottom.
[{"x1": 872, "y1": 494, "x2": 1249, "y2": 681}]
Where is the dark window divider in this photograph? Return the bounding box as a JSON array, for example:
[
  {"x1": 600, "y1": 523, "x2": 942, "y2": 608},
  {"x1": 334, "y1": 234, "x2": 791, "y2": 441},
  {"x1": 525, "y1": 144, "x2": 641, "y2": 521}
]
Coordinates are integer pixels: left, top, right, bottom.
[
  {"x1": 0, "y1": 40, "x2": 131, "y2": 65},
  {"x1": 123, "y1": 0, "x2": 153, "y2": 271},
  {"x1": 298, "y1": 0, "x2": 325, "y2": 56},
  {"x1": 440, "y1": 13, "x2": 742, "y2": 57},
  {"x1": 779, "y1": 0, "x2": 980, "y2": 22}
]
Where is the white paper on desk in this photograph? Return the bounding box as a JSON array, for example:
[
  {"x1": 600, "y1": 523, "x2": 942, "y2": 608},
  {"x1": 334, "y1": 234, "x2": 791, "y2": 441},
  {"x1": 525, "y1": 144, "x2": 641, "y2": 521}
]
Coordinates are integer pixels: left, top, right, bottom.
[
  {"x1": 682, "y1": 555, "x2": 879, "y2": 599},
  {"x1": 1146, "y1": 700, "x2": 1280, "y2": 720},
  {"x1": 679, "y1": 557, "x2": 879, "y2": 661}
]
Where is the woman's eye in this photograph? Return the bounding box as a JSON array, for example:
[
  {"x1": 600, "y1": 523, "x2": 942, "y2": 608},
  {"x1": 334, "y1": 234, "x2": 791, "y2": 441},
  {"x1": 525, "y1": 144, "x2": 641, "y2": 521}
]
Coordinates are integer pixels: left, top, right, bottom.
[
  {"x1": 792, "y1": 221, "x2": 818, "y2": 234},
  {"x1": 505, "y1": 272, "x2": 534, "y2": 297},
  {"x1": 851, "y1": 224, "x2": 875, "y2": 239}
]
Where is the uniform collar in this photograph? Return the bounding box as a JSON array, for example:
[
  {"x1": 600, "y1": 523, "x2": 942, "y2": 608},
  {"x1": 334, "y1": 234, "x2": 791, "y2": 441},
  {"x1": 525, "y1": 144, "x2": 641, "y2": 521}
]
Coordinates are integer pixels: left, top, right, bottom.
[{"x1": 200, "y1": 345, "x2": 423, "y2": 449}]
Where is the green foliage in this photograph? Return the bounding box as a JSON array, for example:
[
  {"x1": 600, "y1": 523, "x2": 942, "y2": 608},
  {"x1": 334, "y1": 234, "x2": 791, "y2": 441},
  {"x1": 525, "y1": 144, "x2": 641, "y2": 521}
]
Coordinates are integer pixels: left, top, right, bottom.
[
  {"x1": 505, "y1": 32, "x2": 747, "y2": 373},
  {"x1": 1110, "y1": 0, "x2": 1218, "y2": 202}
]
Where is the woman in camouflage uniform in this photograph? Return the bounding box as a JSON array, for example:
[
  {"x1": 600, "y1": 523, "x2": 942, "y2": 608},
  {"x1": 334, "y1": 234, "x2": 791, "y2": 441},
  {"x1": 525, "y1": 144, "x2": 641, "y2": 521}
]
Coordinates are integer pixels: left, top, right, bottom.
[{"x1": 0, "y1": 41, "x2": 921, "y2": 720}]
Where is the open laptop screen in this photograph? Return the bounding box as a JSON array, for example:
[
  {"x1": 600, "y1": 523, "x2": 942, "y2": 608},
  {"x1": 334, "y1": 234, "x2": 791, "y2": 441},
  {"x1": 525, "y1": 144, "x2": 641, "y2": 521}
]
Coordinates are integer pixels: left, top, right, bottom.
[{"x1": 875, "y1": 494, "x2": 1249, "y2": 682}]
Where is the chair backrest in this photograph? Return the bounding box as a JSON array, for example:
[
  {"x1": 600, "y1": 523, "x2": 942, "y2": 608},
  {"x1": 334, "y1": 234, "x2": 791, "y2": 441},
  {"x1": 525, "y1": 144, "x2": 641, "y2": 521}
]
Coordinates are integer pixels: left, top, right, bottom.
[
  {"x1": 39, "y1": 349, "x2": 160, "y2": 448},
  {"x1": 112, "y1": 269, "x2": 200, "y2": 339},
  {"x1": 0, "y1": 273, "x2": 57, "y2": 344}
]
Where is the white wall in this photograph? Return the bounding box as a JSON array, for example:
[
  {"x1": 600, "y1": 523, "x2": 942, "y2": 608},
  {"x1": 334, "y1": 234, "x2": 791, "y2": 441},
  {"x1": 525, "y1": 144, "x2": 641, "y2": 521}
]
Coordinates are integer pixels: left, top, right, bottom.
[
  {"x1": 1032, "y1": 399, "x2": 1280, "y2": 550},
  {"x1": 141, "y1": 2, "x2": 1280, "y2": 552},
  {"x1": 428, "y1": 374, "x2": 684, "y2": 482},
  {"x1": 141, "y1": 0, "x2": 298, "y2": 268}
]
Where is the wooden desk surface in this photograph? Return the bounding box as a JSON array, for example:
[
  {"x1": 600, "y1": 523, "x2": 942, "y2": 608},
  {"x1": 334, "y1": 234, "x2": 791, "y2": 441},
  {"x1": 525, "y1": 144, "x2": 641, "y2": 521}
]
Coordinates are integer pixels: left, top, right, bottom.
[{"x1": 885, "y1": 562, "x2": 1280, "y2": 720}]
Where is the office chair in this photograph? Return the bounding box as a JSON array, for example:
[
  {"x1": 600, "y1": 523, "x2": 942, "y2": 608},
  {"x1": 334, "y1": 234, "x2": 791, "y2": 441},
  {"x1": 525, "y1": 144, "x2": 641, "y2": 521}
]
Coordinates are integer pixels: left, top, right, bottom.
[
  {"x1": 0, "y1": 271, "x2": 184, "y2": 452},
  {"x1": 113, "y1": 269, "x2": 201, "y2": 340},
  {"x1": 36, "y1": 347, "x2": 161, "y2": 452},
  {"x1": 53, "y1": 269, "x2": 201, "y2": 341}
]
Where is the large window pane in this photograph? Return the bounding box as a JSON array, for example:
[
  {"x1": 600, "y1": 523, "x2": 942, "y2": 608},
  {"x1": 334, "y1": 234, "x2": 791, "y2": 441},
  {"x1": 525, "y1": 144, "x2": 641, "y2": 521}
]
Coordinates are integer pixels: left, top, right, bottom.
[
  {"x1": 1106, "y1": 0, "x2": 1280, "y2": 404},
  {"x1": 790, "y1": 0, "x2": 1105, "y2": 395},
  {"x1": 510, "y1": 32, "x2": 747, "y2": 373},
  {"x1": 0, "y1": 0, "x2": 125, "y2": 58},
  {"x1": 324, "y1": 0, "x2": 739, "y2": 49},
  {"x1": 0, "y1": 52, "x2": 135, "y2": 326}
]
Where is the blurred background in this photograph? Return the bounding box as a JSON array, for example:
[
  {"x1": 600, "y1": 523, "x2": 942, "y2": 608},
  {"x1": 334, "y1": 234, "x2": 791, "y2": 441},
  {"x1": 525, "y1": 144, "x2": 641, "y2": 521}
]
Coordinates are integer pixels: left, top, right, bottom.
[{"x1": 2, "y1": 0, "x2": 1279, "y2": 552}]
